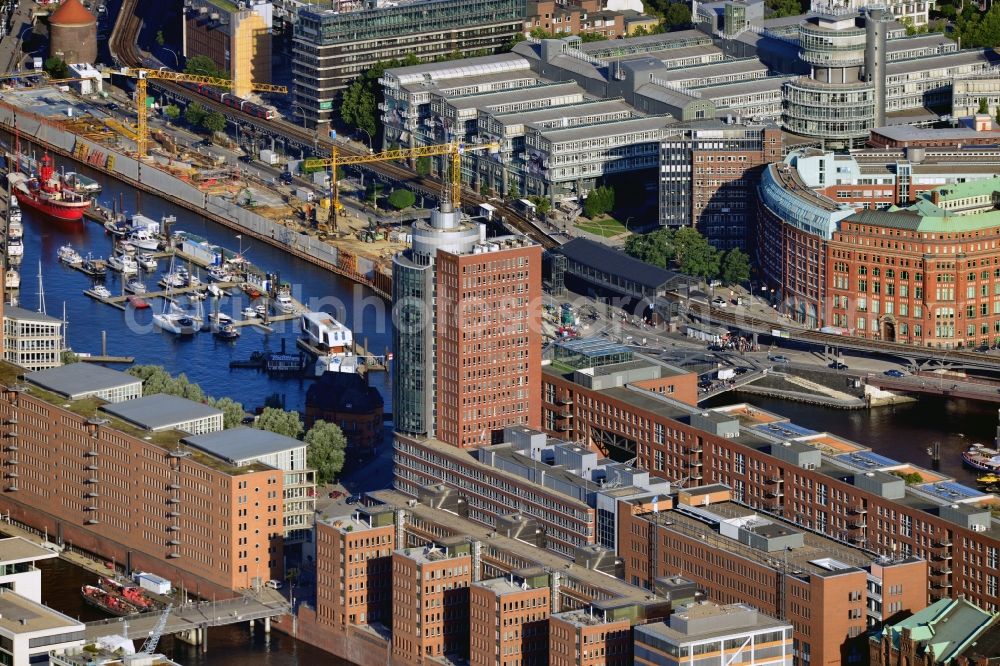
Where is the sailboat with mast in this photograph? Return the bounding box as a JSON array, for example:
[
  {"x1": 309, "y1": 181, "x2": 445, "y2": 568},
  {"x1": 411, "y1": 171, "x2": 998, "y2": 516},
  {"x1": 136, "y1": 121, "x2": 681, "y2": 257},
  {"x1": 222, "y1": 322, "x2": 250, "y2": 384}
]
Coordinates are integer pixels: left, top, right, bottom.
[{"x1": 152, "y1": 255, "x2": 197, "y2": 336}]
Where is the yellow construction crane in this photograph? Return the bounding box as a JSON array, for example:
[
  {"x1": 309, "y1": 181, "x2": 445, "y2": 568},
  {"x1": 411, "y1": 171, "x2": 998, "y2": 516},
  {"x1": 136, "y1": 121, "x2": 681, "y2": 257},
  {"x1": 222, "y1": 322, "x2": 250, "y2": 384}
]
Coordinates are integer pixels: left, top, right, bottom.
[
  {"x1": 108, "y1": 67, "x2": 288, "y2": 158},
  {"x1": 303, "y1": 141, "x2": 500, "y2": 233}
]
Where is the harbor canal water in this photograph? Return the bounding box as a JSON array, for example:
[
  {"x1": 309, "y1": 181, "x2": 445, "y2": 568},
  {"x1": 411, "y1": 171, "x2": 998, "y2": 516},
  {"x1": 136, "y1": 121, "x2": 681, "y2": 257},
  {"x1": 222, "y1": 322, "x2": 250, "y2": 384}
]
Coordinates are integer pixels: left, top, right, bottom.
[{"x1": 17, "y1": 160, "x2": 393, "y2": 415}]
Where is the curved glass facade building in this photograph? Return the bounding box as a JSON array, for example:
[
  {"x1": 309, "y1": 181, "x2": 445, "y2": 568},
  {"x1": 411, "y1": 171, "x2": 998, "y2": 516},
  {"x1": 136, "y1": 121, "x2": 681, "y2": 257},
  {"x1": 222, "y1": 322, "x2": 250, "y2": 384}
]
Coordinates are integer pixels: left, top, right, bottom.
[{"x1": 781, "y1": 7, "x2": 888, "y2": 149}]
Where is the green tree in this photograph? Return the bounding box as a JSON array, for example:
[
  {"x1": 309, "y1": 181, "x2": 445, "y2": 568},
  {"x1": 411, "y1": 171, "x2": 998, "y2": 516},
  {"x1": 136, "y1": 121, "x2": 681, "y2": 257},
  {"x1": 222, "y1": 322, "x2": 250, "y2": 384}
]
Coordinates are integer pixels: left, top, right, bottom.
[
  {"x1": 508, "y1": 179, "x2": 520, "y2": 200},
  {"x1": 201, "y1": 110, "x2": 227, "y2": 135},
  {"x1": 415, "y1": 156, "x2": 432, "y2": 177},
  {"x1": 528, "y1": 195, "x2": 551, "y2": 216},
  {"x1": 579, "y1": 32, "x2": 608, "y2": 42},
  {"x1": 339, "y1": 54, "x2": 420, "y2": 140},
  {"x1": 979, "y1": 97, "x2": 990, "y2": 114},
  {"x1": 60, "y1": 350, "x2": 81, "y2": 364},
  {"x1": 719, "y1": 248, "x2": 751, "y2": 285},
  {"x1": 663, "y1": 2, "x2": 691, "y2": 28},
  {"x1": 763, "y1": 0, "x2": 806, "y2": 18},
  {"x1": 339, "y1": 80, "x2": 377, "y2": 138},
  {"x1": 952, "y1": 4, "x2": 1000, "y2": 48},
  {"x1": 892, "y1": 471, "x2": 924, "y2": 485},
  {"x1": 254, "y1": 407, "x2": 304, "y2": 439},
  {"x1": 304, "y1": 420, "x2": 348, "y2": 484},
  {"x1": 184, "y1": 101, "x2": 207, "y2": 127},
  {"x1": 184, "y1": 55, "x2": 226, "y2": 79},
  {"x1": 387, "y1": 188, "x2": 416, "y2": 209},
  {"x1": 582, "y1": 185, "x2": 615, "y2": 219},
  {"x1": 43, "y1": 57, "x2": 69, "y2": 80},
  {"x1": 209, "y1": 396, "x2": 246, "y2": 429},
  {"x1": 624, "y1": 228, "x2": 676, "y2": 269},
  {"x1": 155, "y1": 30, "x2": 165, "y2": 47},
  {"x1": 673, "y1": 227, "x2": 720, "y2": 279},
  {"x1": 163, "y1": 104, "x2": 180, "y2": 123}
]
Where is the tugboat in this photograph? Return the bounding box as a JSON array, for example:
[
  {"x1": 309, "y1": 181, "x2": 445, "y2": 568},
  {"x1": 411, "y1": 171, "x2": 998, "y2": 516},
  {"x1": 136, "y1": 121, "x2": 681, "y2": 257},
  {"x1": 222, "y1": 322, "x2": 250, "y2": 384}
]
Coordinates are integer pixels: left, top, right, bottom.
[
  {"x1": 8, "y1": 154, "x2": 93, "y2": 222},
  {"x1": 81, "y1": 584, "x2": 140, "y2": 617}
]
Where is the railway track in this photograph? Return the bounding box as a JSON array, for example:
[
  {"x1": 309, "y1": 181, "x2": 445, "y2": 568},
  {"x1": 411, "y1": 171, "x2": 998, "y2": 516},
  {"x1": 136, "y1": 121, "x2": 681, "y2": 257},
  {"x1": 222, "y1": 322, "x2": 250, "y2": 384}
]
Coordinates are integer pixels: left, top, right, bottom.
[{"x1": 108, "y1": 0, "x2": 559, "y2": 249}]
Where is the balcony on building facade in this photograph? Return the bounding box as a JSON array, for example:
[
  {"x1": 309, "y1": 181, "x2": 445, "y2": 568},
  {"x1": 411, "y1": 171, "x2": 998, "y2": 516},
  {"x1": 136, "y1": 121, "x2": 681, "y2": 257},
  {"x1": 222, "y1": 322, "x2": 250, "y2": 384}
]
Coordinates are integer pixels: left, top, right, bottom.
[
  {"x1": 766, "y1": 475, "x2": 783, "y2": 484},
  {"x1": 933, "y1": 537, "x2": 952, "y2": 548},
  {"x1": 849, "y1": 504, "x2": 867, "y2": 515},
  {"x1": 932, "y1": 551, "x2": 953, "y2": 561},
  {"x1": 931, "y1": 565, "x2": 952, "y2": 576},
  {"x1": 85, "y1": 519, "x2": 99, "y2": 525},
  {"x1": 84, "y1": 491, "x2": 98, "y2": 498},
  {"x1": 4, "y1": 444, "x2": 16, "y2": 452},
  {"x1": 765, "y1": 487, "x2": 783, "y2": 498},
  {"x1": 556, "y1": 394, "x2": 574, "y2": 405}
]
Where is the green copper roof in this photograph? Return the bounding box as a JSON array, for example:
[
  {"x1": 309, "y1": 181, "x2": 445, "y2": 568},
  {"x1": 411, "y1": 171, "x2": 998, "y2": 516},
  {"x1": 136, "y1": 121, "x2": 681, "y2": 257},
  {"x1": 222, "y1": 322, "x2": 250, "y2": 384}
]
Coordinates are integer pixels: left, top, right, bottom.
[
  {"x1": 847, "y1": 175, "x2": 1000, "y2": 233},
  {"x1": 874, "y1": 597, "x2": 995, "y2": 664}
]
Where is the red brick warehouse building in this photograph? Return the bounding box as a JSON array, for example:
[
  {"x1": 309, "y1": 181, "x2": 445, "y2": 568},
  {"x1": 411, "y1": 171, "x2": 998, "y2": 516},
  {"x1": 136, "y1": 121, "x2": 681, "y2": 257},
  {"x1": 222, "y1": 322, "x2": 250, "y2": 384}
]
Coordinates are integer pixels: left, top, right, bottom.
[{"x1": 757, "y1": 147, "x2": 1000, "y2": 345}]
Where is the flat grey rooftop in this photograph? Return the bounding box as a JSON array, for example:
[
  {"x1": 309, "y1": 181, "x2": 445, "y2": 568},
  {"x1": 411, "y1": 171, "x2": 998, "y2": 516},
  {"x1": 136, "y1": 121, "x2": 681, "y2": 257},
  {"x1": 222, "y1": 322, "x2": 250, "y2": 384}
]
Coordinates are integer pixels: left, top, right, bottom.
[
  {"x1": 386, "y1": 53, "x2": 529, "y2": 85},
  {"x1": 25, "y1": 363, "x2": 140, "y2": 399},
  {"x1": 100, "y1": 394, "x2": 222, "y2": 431},
  {"x1": 401, "y1": 70, "x2": 538, "y2": 95},
  {"x1": 886, "y1": 49, "x2": 996, "y2": 77},
  {"x1": 487, "y1": 98, "x2": 635, "y2": 126},
  {"x1": 696, "y1": 76, "x2": 793, "y2": 100},
  {"x1": 184, "y1": 427, "x2": 303, "y2": 464},
  {"x1": 3, "y1": 305, "x2": 59, "y2": 324},
  {"x1": 533, "y1": 115, "x2": 673, "y2": 142},
  {"x1": 0, "y1": 589, "x2": 81, "y2": 634},
  {"x1": 658, "y1": 58, "x2": 769, "y2": 81},
  {"x1": 0, "y1": 537, "x2": 57, "y2": 565},
  {"x1": 444, "y1": 82, "x2": 584, "y2": 111}
]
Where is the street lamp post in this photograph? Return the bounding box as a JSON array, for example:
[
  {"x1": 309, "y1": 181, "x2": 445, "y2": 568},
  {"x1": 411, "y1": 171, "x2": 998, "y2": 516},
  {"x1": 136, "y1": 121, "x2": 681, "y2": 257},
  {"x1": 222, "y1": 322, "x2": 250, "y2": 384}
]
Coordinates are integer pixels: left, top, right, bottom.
[
  {"x1": 162, "y1": 47, "x2": 180, "y2": 69},
  {"x1": 291, "y1": 105, "x2": 307, "y2": 129},
  {"x1": 358, "y1": 128, "x2": 373, "y2": 153}
]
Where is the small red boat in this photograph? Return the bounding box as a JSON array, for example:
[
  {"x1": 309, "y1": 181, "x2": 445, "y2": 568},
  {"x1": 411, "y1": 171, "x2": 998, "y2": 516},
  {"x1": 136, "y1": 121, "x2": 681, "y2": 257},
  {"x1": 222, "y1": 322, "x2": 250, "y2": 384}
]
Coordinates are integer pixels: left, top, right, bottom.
[
  {"x1": 99, "y1": 577, "x2": 158, "y2": 611},
  {"x1": 126, "y1": 295, "x2": 150, "y2": 309},
  {"x1": 81, "y1": 584, "x2": 140, "y2": 616}
]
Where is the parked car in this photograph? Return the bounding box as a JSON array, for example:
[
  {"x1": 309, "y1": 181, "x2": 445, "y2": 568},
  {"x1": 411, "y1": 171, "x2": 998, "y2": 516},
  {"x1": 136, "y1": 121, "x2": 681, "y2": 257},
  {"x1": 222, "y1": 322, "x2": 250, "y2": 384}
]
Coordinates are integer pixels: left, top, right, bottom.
[
  {"x1": 884, "y1": 369, "x2": 906, "y2": 378},
  {"x1": 279, "y1": 171, "x2": 294, "y2": 184},
  {"x1": 328, "y1": 490, "x2": 343, "y2": 499},
  {"x1": 265, "y1": 579, "x2": 282, "y2": 590},
  {"x1": 345, "y1": 494, "x2": 361, "y2": 505},
  {"x1": 768, "y1": 355, "x2": 790, "y2": 363},
  {"x1": 712, "y1": 297, "x2": 727, "y2": 307},
  {"x1": 829, "y1": 361, "x2": 849, "y2": 370},
  {"x1": 734, "y1": 367, "x2": 750, "y2": 376}
]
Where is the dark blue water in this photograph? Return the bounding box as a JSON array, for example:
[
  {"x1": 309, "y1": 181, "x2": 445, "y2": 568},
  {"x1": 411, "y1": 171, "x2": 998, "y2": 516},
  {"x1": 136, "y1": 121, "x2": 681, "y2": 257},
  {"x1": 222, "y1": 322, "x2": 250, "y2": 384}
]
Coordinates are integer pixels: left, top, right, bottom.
[{"x1": 17, "y1": 162, "x2": 393, "y2": 415}]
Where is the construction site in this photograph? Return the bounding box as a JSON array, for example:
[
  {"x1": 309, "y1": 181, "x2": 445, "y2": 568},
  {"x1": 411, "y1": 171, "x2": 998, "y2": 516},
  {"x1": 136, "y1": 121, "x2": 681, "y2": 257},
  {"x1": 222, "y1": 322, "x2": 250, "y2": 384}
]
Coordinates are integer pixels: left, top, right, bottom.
[{"x1": 0, "y1": 72, "x2": 432, "y2": 297}]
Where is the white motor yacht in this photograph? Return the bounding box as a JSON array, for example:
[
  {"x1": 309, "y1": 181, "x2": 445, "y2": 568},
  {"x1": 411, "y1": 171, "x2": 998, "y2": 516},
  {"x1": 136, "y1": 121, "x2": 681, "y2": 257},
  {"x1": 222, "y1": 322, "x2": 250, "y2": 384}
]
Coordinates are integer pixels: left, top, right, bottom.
[{"x1": 108, "y1": 253, "x2": 138, "y2": 275}]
